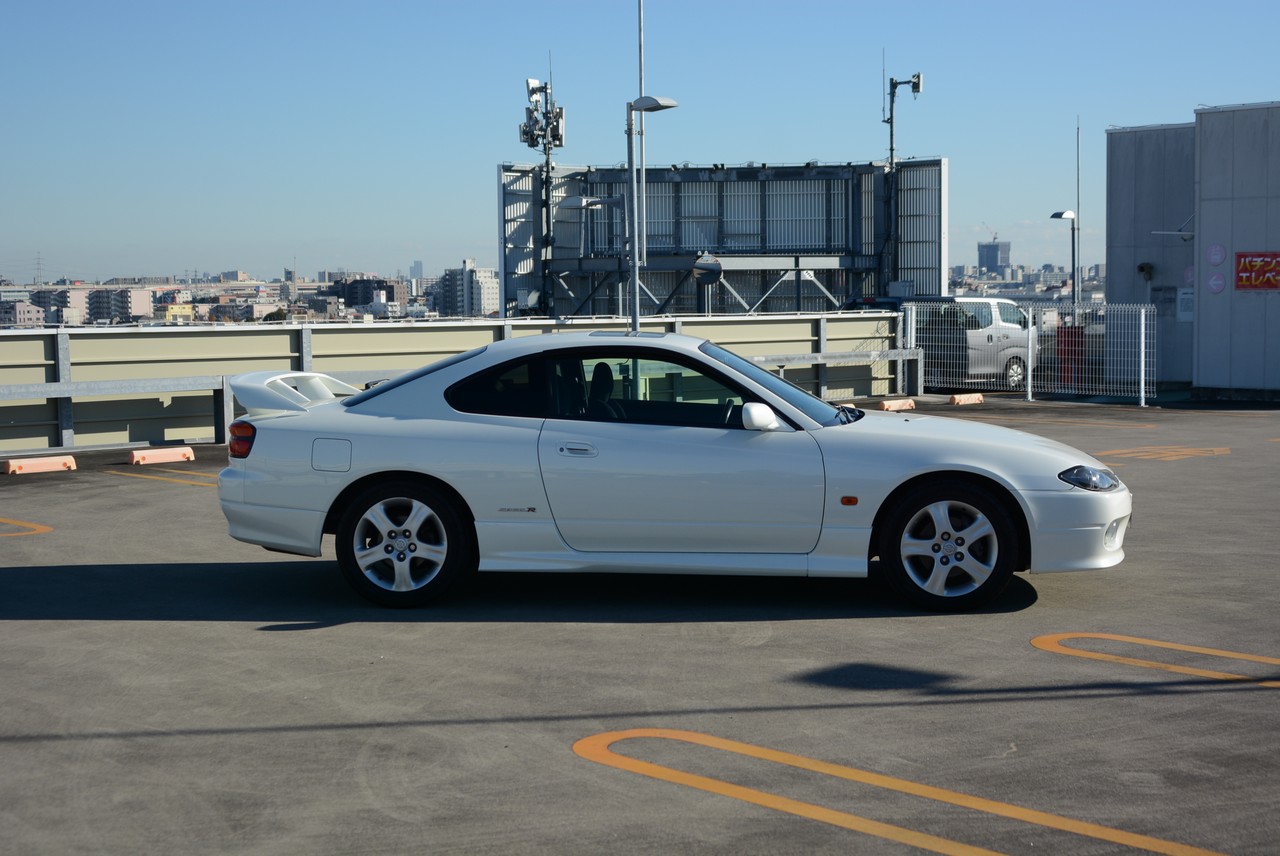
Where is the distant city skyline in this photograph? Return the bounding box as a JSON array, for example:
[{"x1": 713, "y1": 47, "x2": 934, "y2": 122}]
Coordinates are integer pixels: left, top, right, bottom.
[{"x1": 3, "y1": 0, "x2": 1276, "y2": 285}]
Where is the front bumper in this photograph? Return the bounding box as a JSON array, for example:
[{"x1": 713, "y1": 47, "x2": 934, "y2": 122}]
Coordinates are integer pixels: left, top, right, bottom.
[{"x1": 1023, "y1": 486, "x2": 1133, "y2": 573}]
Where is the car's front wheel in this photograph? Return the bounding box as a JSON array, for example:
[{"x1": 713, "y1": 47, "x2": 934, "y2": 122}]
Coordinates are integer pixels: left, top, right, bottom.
[
  {"x1": 336, "y1": 481, "x2": 474, "y2": 607},
  {"x1": 878, "y1": 480, "x2": 1019, "y2": 611}
]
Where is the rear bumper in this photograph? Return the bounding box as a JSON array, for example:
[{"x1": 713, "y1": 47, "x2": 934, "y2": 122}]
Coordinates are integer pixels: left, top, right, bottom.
[
  {"x1": 218, "y1": 467, "x2": 326, "y2": 557},
  {"x1": 219, "y1": 498, "x2": 326, "y2": 557}
]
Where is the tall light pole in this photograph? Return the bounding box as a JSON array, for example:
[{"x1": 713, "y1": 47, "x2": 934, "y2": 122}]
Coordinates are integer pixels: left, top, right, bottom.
[
  {"x1": 625, "y1": 95, "x2": 677, "y2": 332},
  {"x1": 1051, "y1": 210, "x2": 1078, "y2": 308}
]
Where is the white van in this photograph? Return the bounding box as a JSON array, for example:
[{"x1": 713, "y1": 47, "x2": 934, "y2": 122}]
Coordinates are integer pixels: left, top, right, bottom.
[{"x1": 908, "y1": 297, "x2": 1035, "y2": 389}]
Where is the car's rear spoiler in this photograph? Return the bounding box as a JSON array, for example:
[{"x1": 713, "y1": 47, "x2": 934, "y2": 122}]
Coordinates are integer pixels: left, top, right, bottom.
[{"x1": 229, "y1": 371, "x2": 361, "y2": 415}]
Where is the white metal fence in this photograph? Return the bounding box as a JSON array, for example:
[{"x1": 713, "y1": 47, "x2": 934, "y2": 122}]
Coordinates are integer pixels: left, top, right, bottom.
[{"x1": 903, "y1": 301, "x2": 1157, "y2": 405}]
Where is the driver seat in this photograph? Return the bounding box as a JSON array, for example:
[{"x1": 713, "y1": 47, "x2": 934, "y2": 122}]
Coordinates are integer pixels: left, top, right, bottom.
[{"x1": 586, "y1": 362, "x2": 624, "y2": 419}]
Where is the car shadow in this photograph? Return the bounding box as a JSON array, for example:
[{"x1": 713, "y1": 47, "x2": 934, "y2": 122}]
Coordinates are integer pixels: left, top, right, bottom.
[{"x1": 0, "y1": 560, "x2": 1038, "y2": 625}]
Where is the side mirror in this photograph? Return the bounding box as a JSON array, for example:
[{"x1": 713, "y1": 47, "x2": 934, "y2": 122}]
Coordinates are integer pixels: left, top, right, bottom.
[{"x1": 742, "y1": 402, "x2": 782, "y2": 432}]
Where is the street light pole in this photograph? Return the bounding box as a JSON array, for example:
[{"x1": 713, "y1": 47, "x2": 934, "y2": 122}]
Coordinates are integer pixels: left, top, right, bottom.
[
  {"x1": 1051, "y1": 210, "x2": 1078, "y2": 308},
  {"x1": 624, "y1": 95, "x2": 677, "y2": 333}
]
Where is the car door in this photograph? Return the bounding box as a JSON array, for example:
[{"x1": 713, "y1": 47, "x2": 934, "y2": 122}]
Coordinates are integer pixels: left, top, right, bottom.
[
  {"x1": 994, "y1": 301, "x2": 1031, "y2": 368},
  {"x1": 961, "y1": 301, "x2": 997, "y2": 376},
  {"x1": 536, "y1": 348, "x2": 826, "y2": 554}
]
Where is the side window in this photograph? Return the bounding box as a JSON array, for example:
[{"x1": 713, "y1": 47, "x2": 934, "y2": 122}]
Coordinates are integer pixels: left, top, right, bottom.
[
  {"x1": 968, "y1": 304, "x2": 993, "y2": 329},
  {"x1": 549, "y1": 350, "x2": 748, "y2": 428},
  {"x1": 999, "y1": 302, "x2": 1028, "y2": 328},
  {"x1": 446, "y1": 359, "x2": 546, "y2": 418}
]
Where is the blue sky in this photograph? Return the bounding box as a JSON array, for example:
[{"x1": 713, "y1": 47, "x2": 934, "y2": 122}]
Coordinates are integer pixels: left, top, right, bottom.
[{"x1": 2, "y1": 0, "x2": 1276, "y2": 284}]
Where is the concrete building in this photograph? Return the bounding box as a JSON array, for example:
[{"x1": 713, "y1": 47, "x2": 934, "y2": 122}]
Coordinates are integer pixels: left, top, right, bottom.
[
  {"x1": 156, "y1": 303, "x2": 196, "y2": 323},
  {"x1": 0, "y1": 300, "x2": 44, "y2": 327},
  {"x1": 29, "y1": 288, "x2": 89, "y2": 326},
  {"x1": 88, "y1": 288, "x2": 153, "y2": 323},
  {"x1": 439, "y1": 259, "x2": 500, "y2": 317},
  {"x1": 324, "y1": 278, "x2": 410, "y2": 316},
  {"x1": 977, "y1": 240, "x2": 1010, "y2": 273},
  {"x1": 1107, "y1": 101, "x2": 1280, "y2": 394},
  {"x1": 103, "y1": 276, "x2": 173, "y2": 286}
]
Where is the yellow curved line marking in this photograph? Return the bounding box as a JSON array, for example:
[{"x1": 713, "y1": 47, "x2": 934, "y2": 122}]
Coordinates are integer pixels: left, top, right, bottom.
[
  {"x1": 574, "y1": 728, "x2": 1223, "y2": 856},
  {"x1": 1033, "y1": 633, "x2": 1280, "y2": 688},
  {"x1": 105, "y1": 470, "x2": 217, "y2": 488},
  {"x1": 0, "y1": 517, "x2": 54, "y2": 537}
]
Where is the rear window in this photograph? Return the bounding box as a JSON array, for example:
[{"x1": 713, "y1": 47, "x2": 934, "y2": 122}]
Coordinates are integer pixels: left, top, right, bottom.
[{"x1": 341, "y1": 347, "x2": 486, "y2": 407}]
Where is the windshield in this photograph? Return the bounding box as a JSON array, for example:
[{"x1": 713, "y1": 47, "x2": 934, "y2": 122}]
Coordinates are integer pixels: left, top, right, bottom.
[{"x1": 700, "y1": 341, "x2": 845, "y2": 425}]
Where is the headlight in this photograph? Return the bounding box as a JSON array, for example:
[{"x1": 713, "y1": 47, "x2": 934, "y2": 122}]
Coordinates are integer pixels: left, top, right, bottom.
[{"x1": 1058, "y1": 465, "x2": 1121, "y2": 492}]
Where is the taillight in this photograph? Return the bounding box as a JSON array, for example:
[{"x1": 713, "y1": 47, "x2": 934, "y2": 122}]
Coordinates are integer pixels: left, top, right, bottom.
[{"x1": 228, "y1": 420, "x2": 256, "y2": 459}]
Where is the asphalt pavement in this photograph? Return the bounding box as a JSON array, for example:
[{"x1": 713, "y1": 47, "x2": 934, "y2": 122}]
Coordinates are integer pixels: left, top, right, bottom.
[{"x1": 1, "y1": 394, "x2": 1277, "y2": 855}]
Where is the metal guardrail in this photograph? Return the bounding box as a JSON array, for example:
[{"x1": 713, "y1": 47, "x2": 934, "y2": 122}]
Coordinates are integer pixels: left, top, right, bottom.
[
  {"x1": 749, "y1": 348, "x2": 923, "y2": 398},
  {"x1": 0, "y1": 347, "x2": 922, "y2": 452},
  {"x1": 0, "y1": 314, "x2": 909, "y2": 454},
  {"x1": 0, "y1": 375, "x2": 236, "y2": 450}
]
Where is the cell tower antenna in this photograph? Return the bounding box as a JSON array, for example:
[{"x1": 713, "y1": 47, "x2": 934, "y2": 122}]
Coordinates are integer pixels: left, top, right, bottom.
[{"x1": 517, "y1": 56, "x2": 566, "y2": 318}]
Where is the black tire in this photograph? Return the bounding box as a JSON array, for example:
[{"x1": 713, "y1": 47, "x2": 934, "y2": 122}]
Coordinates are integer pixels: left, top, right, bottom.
[
  {"x1": 335, "y1": 480, "x2": 474, "y2": 607},
  {"x1": 1005, "y1": 356, "x2": 1027, "y2": 390},
  {"x1": 878, "y1": 480, "x2": 1018, "y2": 611}
]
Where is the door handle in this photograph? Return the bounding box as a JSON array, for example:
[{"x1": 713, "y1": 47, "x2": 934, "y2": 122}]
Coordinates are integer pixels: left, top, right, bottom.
[{"x1": 558, "y1": 442, "x2": 598, "y2": 458}]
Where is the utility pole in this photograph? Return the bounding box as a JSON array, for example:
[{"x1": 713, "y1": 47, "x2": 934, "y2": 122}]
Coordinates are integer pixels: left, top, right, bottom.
[{"x1": 882, "y1": 72, "x2": 922, "y2": 293}]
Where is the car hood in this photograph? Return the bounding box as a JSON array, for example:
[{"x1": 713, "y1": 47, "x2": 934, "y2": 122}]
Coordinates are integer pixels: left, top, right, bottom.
[{"x1": 816, "y1": 410, "x2": 1114, "y2": 492}]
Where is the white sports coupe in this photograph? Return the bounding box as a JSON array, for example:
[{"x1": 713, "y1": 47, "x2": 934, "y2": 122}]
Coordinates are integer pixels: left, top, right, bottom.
[{"x1": 218, "y1": 331, "x2": 1131, "y2": 611}]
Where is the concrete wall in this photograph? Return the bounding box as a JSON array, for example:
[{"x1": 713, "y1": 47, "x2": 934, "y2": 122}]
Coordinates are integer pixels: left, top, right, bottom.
[
  {"x1": 0, "y1": 313, "x2": 902, "y2": 453},
  {"x1": 1194, "y1": 103, "x2": 1280, "y2": 392},
  {"x1": 1106, "y1": 123, "x2": 1196, "y2": 384}
]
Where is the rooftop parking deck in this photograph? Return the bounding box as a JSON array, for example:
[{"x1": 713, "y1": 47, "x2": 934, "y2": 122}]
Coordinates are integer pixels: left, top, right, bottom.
[{"x1": 2, "y1": 396, "x2": 1277, "y2": 855}]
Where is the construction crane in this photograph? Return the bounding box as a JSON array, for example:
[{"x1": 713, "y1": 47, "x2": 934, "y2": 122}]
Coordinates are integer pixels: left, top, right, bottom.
[{"x1": 981, "y1": 222, "x2": 998, "y2": 242}]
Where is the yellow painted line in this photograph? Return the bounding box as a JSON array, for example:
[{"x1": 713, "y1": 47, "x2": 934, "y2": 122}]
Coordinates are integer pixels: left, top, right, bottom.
[
  {"x1": 1095, "y1": 445, "x2": 1229, "y2": 461},
  {"x1": 1033, "y1": 633, "x2": 1280, "y2": 688},
  {"x1": 0, "y1": 517, "x2": 54, "y2": 537},
  {"x1": 105, "y1": 469, "x2": 218, "y2": 488},
  {"x1": 574, "y1": 728, "x2": 1224, "y2": 856},
  {"x1": 951, "y1": 414, "x2": 1158, "y2": 430},
  {"x1": 142, "y1": 466, "x2": 219, "y2": 480}
]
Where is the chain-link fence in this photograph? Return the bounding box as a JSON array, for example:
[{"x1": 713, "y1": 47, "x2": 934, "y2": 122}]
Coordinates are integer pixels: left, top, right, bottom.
[{"x1": 902, "y1": 300, "x2": 1157, "y2": 405}]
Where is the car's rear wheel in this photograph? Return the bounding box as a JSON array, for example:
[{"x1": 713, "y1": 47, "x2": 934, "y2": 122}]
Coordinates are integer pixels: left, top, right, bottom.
[
  {"x1": 1005, "y1": 356, "x2": 1027, "y2": 390},
  {"x1": 878, "y1": 480, "x2": 1018, "y2": 611},
  {"x1": 336, "y1": 481, "x2": 474, "y2": 607}
]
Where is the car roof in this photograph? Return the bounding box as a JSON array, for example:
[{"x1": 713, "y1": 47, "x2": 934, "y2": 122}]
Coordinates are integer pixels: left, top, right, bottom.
[{"x1": 487, "y1": 329, "x2": 708, "y2": 356}]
